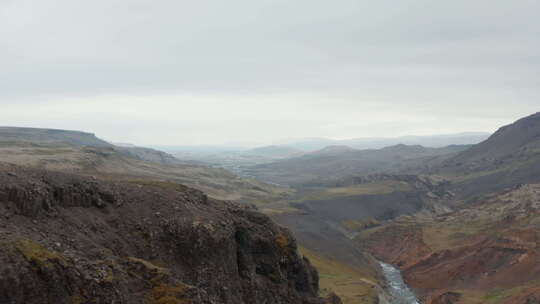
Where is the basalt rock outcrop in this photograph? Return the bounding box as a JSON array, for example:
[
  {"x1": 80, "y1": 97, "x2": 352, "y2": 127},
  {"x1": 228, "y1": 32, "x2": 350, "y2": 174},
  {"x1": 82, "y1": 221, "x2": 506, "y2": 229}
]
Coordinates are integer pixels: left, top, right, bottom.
[{"x1": 0, "y1": 163, "x2": 335, "y2": 304}]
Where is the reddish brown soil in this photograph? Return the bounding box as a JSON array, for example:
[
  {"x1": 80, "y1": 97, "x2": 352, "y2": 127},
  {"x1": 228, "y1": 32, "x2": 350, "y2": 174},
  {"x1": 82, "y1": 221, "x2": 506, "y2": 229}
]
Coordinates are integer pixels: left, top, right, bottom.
[
  {"x1": 355, "y1": 185, "x2": 540, "y2": 303},
  {"x1": 504, "y1": 287, "x2": 540, "y2": 304},
  {"x1": 357, "y1": 224, "x2": 431, "y2": 269}
]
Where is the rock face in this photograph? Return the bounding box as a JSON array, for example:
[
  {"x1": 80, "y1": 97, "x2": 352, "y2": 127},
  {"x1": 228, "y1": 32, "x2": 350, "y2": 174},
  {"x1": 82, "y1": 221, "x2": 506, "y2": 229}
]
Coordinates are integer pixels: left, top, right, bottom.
[{"x1": 0, "y1": 164, "x2": 332, "y2": 304}]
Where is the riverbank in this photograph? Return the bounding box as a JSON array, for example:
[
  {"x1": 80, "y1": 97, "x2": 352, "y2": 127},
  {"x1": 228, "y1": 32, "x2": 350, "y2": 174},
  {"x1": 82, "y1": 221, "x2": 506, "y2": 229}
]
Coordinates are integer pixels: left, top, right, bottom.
[{"x1": 379, "y1": 262, "x2": 420, "y2": 304}]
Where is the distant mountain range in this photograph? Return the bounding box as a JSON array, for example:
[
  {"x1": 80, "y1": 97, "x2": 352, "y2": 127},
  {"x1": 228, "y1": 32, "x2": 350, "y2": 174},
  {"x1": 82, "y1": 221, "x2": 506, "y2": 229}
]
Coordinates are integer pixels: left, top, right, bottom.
[
  {"x1": 154, "y1": 132, "x2": 490, "y2": 155},
  {"x1": 244, "y1": 145, "x2": 305, "y2": 159},
  {"x1": 273, "y1": 132, "x2": 490, "y2": 151},
  {"x1": 164, "y1": 132, "x2": 491, "y2": 178}
]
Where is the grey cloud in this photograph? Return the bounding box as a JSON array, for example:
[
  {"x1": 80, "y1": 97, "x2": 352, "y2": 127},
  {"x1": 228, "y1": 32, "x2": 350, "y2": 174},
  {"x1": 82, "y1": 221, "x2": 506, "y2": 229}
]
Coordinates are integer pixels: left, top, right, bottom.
[{"x1": 1, "y1": 0, "x2": 539, "y2": 144}]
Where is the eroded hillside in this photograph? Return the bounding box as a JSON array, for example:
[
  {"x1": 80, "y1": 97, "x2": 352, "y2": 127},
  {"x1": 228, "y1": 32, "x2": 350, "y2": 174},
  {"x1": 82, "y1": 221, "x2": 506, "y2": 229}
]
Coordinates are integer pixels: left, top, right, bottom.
[{"x1": 355, "y1": 183, "x2": 540, "y2": 303}]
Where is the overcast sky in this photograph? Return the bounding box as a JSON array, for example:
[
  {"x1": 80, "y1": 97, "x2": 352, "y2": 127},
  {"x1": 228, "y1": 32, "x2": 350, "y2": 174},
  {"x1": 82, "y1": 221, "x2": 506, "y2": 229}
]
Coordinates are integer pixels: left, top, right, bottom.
[{"x1": 1, "y1": 0, "x2": 539, "y2": 146}]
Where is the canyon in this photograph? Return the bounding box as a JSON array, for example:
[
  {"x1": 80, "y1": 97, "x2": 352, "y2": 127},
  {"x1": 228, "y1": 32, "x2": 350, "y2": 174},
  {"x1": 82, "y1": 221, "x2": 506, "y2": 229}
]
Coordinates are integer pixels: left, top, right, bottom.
[{"x1": 1, "y1": 112, "x2": 540, "y2": 303}]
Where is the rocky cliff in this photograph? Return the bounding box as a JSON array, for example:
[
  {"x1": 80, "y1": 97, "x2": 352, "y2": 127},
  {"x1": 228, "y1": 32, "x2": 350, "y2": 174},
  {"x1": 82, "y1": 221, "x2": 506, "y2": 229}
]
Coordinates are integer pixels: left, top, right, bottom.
[{"x1": 0, "y1": 163, "x2": 339, "y2": 304}]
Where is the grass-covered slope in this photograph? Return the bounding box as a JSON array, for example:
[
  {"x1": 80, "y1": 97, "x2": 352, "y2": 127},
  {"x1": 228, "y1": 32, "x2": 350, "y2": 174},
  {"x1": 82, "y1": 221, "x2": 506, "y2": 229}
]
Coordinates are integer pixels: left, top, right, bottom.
[
  {"x1": 247, "y1": 144, "x2": 469, "y2": 187},
  {"x1": 0, "y1": 126, "x2": 112, "y2": 147},
  {"x1": 0, "y1": 127, "x2": 292, "y2": 205},
  {"x1": 438, "y1": 112, "x2": 540, "y2": 199},
  {"x1": 299, "y1": 247, "x2": 380, "y2": 304}
]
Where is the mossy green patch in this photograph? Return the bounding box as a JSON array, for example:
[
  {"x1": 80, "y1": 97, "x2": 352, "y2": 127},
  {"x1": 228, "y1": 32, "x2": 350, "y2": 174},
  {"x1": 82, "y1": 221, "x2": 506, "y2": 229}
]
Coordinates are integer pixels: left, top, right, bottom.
[
  {"x1": 482, "y1": 285, "x2": 526, "y2": 304},
  {"x1": 15, "y1": 239, "x2": 65, "y2": 270},
  {"x1": 71, "y1": 294, "x2": 84, "y2": 304},
  {"x1": 342, "y1": 218, "x2": 379, "y2": 232},
  {"x1": 127, "y1": 257, "x2": 170, "y2": 285},
  {"x1": 293, "y1": 181, "x2": 413, "y2": 203},
  {"x1": 299, "y1": 246, "x2": 379, "y2": 304},
  {"x1": 275, "y1": 233, "x2": 290, "y2": 251}
]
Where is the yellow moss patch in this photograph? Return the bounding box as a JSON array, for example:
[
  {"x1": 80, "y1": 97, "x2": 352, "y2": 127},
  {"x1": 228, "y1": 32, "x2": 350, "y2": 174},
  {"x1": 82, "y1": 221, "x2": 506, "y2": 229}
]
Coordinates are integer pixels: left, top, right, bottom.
[
  {"x1": 294, "y1": 181, "x2": 413, "y2": 202},
  {"x1": 127, "y1": 257, "x2": 171, "y2": 285},
  {"x1": 15, "y1": 239, "x2": 65, "y2": 269},
  {"x1": 260, "y1": 206, "x2": 304, "y2": 215},
  {"x1": 71, "y1": 294, "x2": 84, "y2": 304},
  {"x1": 325, "y1": 181, "x2": 411, "y2": 196},
  {"x1": 128, "y1": 257, "x2": 169, "y2": 273},
  {"x1": 275, "y1": 233, "x2": 293, "y2": 255},
  {"x1": 104, "y1": 267, "x2": 115, "y2": 283},
  {"x1": 342, "y1": 218, "x2": 380, "y2": 232},
  {"x1": 150, "y1": 284, "x2": 192, "y2": 304}
]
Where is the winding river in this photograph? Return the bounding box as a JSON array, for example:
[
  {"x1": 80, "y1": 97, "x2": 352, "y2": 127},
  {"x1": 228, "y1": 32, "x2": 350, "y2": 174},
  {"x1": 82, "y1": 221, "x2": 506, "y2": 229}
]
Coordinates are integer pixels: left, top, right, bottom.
[{"x1": 379, "y1": 262, "x2": 420, "y2": 304}]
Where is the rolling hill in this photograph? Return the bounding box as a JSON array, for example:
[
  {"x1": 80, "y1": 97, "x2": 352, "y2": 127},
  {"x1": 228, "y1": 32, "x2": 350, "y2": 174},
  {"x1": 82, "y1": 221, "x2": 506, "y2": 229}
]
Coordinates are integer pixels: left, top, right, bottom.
[
  {"x1": 438, "y1": 112, "x2": 540, "y2": 199},
  {"x1": 247, "y1": 144, "x2": 470, "y2": 187},
  {"x1": 0, "y1": 126, "x2": 112, "y2": 147},
  {"x1": 449, "y1": 112, "x2": 540, "y2": 167},
  {"x1": 0, "y1": 127, "x2": 292, "y2": 205}
]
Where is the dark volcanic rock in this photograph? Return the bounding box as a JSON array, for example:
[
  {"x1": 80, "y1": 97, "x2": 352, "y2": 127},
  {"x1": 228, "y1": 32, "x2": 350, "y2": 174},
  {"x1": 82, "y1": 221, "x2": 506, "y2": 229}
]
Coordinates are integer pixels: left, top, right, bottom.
[
  {"x1": 323, "y1": 292, "x2": 343, "y2": 304},
  {"x1": 0, "y1": 163, "x2": 332, "y2": 304}
]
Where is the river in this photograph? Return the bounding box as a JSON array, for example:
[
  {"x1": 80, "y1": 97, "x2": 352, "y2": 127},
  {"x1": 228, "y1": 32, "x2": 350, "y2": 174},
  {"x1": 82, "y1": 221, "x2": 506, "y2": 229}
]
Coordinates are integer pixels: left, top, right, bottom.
[{"x1": 379, "y1": 262, "x2": 420, "y2": 304}]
